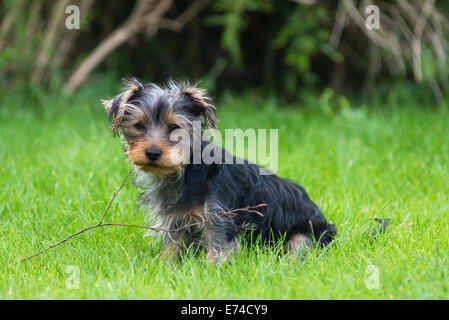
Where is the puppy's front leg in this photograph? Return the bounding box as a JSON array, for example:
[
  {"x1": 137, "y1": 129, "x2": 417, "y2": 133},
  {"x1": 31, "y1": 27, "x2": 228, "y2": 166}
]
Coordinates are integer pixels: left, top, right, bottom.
[
  {"x1": 206, "y1": 227, "x2": 239, "y2": 264},
  {"x1": 160, "y1": 238, "x2": 184, "y2": 262},
  {"x1": 287, "y1": 233, "x2": 309, "y2": 261},
  {"x1": 207, "y1": 242, "x2": 239, "y2": 265}
]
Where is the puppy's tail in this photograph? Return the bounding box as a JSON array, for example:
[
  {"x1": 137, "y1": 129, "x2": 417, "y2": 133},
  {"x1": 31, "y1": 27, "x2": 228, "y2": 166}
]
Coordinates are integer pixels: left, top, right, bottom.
[
  {"x1": 311, "y1": 217, "x2": 389, "y2": 248},
  {"x1": 311, "y1": 220, "x2": 337, "y2": 247},
  {"x1": 318, "y1": 223, "x2": 337, "y2": 247}
]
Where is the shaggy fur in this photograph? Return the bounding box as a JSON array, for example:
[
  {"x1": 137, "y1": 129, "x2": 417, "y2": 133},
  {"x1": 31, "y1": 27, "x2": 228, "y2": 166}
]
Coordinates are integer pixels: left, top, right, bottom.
[{"x1": 102, "y1": 77, "x2": 336, "y2": 263}]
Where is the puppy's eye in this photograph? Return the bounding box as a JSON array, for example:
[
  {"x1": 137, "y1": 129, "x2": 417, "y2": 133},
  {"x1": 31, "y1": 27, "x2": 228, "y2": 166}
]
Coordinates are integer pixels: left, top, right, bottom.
[
  {"x1": 135, "y1": 122, "x2": 146, "y2": 131},
  {"x1": 168, "y1": 124, "x2": 180, "y2": 132}
]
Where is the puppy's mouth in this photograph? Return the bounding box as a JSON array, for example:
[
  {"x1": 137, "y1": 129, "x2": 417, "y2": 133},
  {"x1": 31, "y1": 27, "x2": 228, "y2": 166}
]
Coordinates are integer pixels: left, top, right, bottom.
[
  {"x1": 144, "y1": 163, "x2": 159, "y2": 167},
  {"x1": 137, "y1": 162, "x2": 181, "y2": 174},
  {"x1": 138, "y1": 162, "x2": 162, "y2": 170}
]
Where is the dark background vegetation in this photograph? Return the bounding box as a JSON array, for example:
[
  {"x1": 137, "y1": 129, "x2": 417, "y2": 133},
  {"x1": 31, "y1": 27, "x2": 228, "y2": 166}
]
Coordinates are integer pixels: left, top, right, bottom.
[
  {"x1": 1, "y1": 0, "x2": 449, "y2": 104},
  {"x1": 2, "y1": 1, "x2": 449, "y2": 301}
]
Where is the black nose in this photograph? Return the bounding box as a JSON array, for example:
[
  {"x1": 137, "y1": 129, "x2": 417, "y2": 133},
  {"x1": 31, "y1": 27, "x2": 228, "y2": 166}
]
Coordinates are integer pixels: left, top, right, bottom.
[{"x1": 145, "y1": 148, "x2": 162, "y2": 161}]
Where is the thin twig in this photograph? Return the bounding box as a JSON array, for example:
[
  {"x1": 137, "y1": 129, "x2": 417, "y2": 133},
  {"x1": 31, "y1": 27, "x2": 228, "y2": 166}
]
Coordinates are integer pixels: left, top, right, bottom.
[
  {"x1": 20, "y1": 224, "x2": 105, "y2": 262},
  {"x1": 19, "y1": 169, "x2": 266, "y2": 263},
  {"x1": 98, "y1": 168, "x2": 133, "y2": 225}
]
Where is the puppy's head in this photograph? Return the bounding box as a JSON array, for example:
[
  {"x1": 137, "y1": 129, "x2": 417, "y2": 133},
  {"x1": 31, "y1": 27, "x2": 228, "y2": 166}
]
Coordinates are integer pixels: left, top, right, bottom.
[{"x1": 102, "y1": 77, "x2": 217, "y2": 175}]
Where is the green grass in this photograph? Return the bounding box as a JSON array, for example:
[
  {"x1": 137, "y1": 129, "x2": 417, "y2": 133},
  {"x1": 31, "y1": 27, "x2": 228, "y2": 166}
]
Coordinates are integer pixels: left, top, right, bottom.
[{"x1": 1, "y1": 85, "x2": 448, "y2": 299}]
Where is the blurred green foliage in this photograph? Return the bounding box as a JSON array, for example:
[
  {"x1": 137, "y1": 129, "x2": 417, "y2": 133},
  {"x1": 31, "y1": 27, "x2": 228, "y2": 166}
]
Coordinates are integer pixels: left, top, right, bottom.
[
  {"x1": 0, "y1": 0, "x2": 448, "y2": 102},
  {"x1": 272, "y1": 4, "x2": 340, "y2": 93},
  {"x1": 206, "y1": 0, "x2": 274, "y2": 64}
]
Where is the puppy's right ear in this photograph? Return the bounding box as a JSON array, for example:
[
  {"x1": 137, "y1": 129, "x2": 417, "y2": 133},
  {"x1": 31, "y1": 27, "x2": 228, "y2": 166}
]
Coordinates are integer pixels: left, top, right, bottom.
[{"x1": 101, "y1": 77, "x2": 144, "y2": 134}]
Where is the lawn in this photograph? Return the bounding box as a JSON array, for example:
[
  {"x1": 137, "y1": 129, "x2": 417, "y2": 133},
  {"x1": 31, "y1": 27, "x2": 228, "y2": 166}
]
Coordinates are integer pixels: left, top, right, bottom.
[{"x1": 1, "y1": 85, "x2": 448, "y2": 299}]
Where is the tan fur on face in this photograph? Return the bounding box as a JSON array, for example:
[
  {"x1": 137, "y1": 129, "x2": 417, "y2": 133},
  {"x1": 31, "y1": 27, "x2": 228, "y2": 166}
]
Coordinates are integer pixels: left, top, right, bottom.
[
  {"x1": 126, "y1": 140, "x2": 185, "y2": 175},
  {"x1": 165, "y1": 112, "x2": 191, "y2": 130},
  {"x1": 120, "y1": 109, "x2": 148, "y2": 139}
]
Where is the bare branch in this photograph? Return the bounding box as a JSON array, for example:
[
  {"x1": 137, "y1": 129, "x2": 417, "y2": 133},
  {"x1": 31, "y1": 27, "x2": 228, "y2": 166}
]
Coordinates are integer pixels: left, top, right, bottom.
[
  {"x1": 329, "y1": 0, "x2": 347, "y2": 48},
  {"x1": 31, "y1": 0, "x2": 72, "y2": 85},
  {"x1": 0, "y1": 10, "x2": 14, "y2": 51},
  {"x1": 0, "y1": 0, "x2": 26, "y2": 51},
  {"x1": 158, "y1": 0, "x2": 210, "y2": 32},
  {"x1": 19, "y1": 169, "x2": 266, "y2": 263},
  {"x1": 288, "y1": 0, "x2": 316, "y2": 4},
  {"x1": 411, "y1": 0, "x2": 435, "y2": 82},
  {"x1": 342, "y1": 0, "x2": 406, "y2": 74},
  {"x1": 64, "y1": 0, "x2": 172, "y2": 93}
]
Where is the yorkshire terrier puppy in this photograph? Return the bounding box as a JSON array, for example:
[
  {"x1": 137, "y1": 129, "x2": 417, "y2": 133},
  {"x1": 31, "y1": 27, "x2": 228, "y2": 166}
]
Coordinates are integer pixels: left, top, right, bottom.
[{"x1": 102, "y1": 77, "x2": 336, "y2": 263}]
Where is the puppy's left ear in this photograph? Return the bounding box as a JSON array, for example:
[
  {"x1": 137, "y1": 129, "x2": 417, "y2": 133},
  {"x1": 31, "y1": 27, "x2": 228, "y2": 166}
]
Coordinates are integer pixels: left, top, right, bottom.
[
  {"x1": 101, "y1": 77, "x2": 144, "y2": 134},
  {"x1": 183, "y1": 86, "x2": 218, "y2": 129}
]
